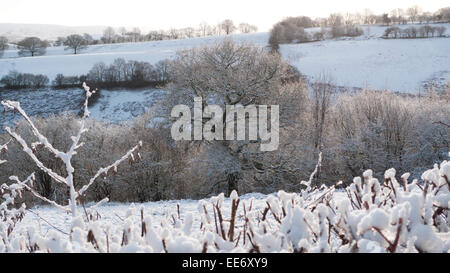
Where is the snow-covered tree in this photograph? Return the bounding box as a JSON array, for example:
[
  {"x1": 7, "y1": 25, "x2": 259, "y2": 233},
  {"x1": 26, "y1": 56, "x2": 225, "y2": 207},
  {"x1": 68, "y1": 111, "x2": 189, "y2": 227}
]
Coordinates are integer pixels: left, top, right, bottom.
[
  {"x1": 64, "y1": 34, "x2": 87, "y2": 55},
  {"x1": 168, "y1": 39, "x2": 298, "y2": 195},
  {"x1": 17, "y1": 37, "x2": 48, "y2": 57},
  {"x1": 219, "y1": 19, "x2": 236, "y2": 35},
  {"x1": 102, "y1": 27, "x2": 116, "y2": 44},
  {"x1": 407, "y1": 5, "x2": 422, "y2": 23},
  {"x1": 1, "y1": 83, "x2": 142, "y2": 217},
  {"x1": 0, "y1": 36, "x2": 8, "y2": 57},
  {"x1": 238, "y1": 23, "x2": 258, "y2": 33}
]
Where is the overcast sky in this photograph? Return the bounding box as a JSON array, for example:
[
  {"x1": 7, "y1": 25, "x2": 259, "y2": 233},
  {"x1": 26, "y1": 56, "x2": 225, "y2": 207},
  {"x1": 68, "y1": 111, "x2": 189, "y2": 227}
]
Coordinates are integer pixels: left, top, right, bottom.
[{"x1": 0, "y1": 0, "x2": 447, "y2": 31}]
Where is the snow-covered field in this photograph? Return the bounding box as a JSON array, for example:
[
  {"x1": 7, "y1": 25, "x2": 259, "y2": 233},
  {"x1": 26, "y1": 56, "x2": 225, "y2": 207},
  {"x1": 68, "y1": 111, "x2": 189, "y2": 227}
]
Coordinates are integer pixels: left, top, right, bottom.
[
  {"x1": 1, "y1": 23, "x2": 449, "y2": 93},
  {"x1": 88, "y1": 89, "x2": 167, "y2": 122},
  {"x1": 0, "y1": 33, "x2": 268, "y2": 80},
  {"x1": 0, "y1": 88, "x2": 167, "y2": 132},
  {"x1": 284, "y1": 37, "x2": 450, "y2": 92},
  {"x1": 1, "y1": 24, "x2": 450, "y2": 252},
  {"x1": 17, "y1": 193, "x2": 270, "y2": 237}
]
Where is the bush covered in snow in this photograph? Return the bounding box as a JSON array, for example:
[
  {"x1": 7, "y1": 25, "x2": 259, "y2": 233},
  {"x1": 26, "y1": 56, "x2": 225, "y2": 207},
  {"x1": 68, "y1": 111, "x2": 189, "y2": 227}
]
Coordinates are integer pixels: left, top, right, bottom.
[
  {"x1": 1, "y1": 154, "x2": 449, "y2": 253},
  {"x1": 1, "y1": 83, "x2": 142, "y2": 218},
  {"x1": 0, "y1": 82, "x2": 449, "y2": 252}
]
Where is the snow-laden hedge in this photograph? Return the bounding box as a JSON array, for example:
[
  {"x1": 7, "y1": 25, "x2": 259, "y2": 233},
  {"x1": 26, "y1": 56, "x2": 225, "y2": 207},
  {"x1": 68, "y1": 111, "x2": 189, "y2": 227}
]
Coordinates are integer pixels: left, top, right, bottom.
[
  {"x1": 1, "y1": 156, "x2": 449, "y2": 253},
  {"x1": 0, "y1": 83, "x2": 449, "y2": 253}
]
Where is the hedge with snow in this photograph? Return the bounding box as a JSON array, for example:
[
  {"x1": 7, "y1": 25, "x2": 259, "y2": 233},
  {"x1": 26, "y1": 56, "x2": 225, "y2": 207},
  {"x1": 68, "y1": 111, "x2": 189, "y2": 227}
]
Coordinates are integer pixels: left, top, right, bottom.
[{"x1": 0, "y1": 84, "x2": 449, "y2": 253}]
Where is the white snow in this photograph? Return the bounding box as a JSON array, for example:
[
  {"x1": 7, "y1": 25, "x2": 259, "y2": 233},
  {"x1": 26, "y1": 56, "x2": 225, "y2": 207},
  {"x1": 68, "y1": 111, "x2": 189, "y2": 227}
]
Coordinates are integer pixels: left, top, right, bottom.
[
  {"x1": 17, "y1": 193, "x2": 270, "y2": 237},
  {"x1": 283, "y1": 36, "x2": 450, "y2": 93},
  {"x1": 1, "y1": 24, "x2": 449, "y2": 93}
]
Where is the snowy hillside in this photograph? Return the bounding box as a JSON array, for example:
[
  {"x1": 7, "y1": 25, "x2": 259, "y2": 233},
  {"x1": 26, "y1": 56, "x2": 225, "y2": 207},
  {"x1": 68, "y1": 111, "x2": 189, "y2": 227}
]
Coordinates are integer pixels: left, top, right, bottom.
[
  {"x1": 283, "y1": 37, "x2": 450, "y2": 92},
  {"x1": 0, "y1": 32, "x2": 268, "y2": 80},
  {"x1": 0, "y1": 88, "x2": 167, "y2": 132},
  {"x1": 1, "y1": 22, "x2": 449, "y2": 253},
  {"x1": 1, "y1": 24, "x2": 449, "y2": 93}
]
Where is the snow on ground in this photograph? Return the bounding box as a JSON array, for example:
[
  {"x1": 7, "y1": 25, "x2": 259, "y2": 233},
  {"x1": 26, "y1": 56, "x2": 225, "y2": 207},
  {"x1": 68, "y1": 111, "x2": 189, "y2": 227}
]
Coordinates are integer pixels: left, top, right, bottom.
[
  {"x1": 88, "y1": 89, "x2": 167, "y2": 122},
  {"x1": 283, "y1": 37, "x2": 450, "y2": 93},
  {"x1": 1, "y1": 23, "x2": 449, "y2": 93},
  {"x1": 0, "y1": 24, "x2": 449, "y2": 132},
  {"x1": 17, "y1": 191, "x2": 349, "y2": 237},
  {"x1": 0, "y1": 88, "x2": 167, "y2": 132},
  {"x1": 0, "y1": 88, "x2": 83, "y2": 130},
  {"x1": 0, "y1": 32, "x2": 268, "y2": 80},
  {"x1": 17, "y1": 193, "x2": 271, "y2": 236}
]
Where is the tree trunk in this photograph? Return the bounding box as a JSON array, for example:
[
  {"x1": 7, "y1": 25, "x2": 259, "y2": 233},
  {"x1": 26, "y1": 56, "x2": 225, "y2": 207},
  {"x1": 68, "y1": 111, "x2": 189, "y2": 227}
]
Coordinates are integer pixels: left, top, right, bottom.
[{"x1": 227, "y1": 171, "x2": 239, "y2": 197}]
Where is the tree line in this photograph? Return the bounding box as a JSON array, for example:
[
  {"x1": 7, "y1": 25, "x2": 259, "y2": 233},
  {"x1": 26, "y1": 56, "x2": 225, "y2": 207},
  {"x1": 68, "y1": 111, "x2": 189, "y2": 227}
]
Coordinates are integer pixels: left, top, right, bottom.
[
  {"x1": 0, "y1": 19, "x2": 258, "y2": 57},
  {"x1": 268, "y1": 5, "x2": 450, "y2": 51},
  {"x1": 0, "y1": 58, "x2": 171, "y2": 89},
  {"x1": 383, "y1": 25, "x2": 446, "y2": 39},
  {"x1": 95, "y1": 20, "x2": 257, "y2": 45}
]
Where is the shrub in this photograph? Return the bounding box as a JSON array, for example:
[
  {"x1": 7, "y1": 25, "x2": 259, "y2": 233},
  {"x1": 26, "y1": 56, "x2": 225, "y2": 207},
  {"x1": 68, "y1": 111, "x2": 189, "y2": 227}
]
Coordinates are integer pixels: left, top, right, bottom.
[
  {"x1": 52, "y1": 74, "x2": 84, "y2": 88},
  {"x1": 1, "y1": 156, "x2": 449, "y2": 252}
]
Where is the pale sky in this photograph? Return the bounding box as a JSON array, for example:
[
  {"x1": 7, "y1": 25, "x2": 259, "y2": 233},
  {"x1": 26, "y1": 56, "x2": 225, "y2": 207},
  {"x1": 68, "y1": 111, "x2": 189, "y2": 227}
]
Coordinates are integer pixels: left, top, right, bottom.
[{"x1": 0, "y1": 0, "x2": 447, "y2": 31}]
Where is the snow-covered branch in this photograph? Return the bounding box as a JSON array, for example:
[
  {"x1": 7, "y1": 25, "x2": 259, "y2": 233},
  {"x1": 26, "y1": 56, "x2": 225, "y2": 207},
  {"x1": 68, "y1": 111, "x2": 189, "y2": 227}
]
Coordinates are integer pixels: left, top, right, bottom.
[
  {"x1": 1, "y1": 83, "x2": 143, "y2": 217},
  {"x1": 0, "y1": 139, "x2": 11, "y2": 165},
  {"x1": 1, "y1": 156, "x2": 449, "y2": 253},
  {"x1": 77, "y1": 141, "x2": 142, "y2": 198}
]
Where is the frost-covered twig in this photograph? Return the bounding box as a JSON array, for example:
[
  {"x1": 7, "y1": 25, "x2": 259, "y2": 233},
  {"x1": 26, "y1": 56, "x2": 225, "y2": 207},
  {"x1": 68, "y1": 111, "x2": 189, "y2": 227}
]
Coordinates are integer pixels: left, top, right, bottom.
[
  {"x1": 3, "y1": 129, "x2": 67, "y2": 185},
  {"x1": 1, "y1": 83, "x2": 142, "y2": 217},
  {"x1": 77, "y1": 141, "x2": 142, "y2": 198},
  {"x1": 27, "y1": 209, "x2": 69, "y2": 235},
  {"x1": 301, "y1": 152, "x2": 322, "y2": 191},
  {"x1": 2, "y1": 101, "x2": 63, "y2": 157},
  {"x1": 0, "y1": 139, "x2": 11, "y2": 165}
]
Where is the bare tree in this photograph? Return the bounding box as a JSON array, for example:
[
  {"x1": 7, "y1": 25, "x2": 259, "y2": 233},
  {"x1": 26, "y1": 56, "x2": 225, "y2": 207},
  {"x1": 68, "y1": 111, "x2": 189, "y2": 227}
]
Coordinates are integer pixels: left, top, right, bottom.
[
  {"x1": 436, "y1": 26, "x2": 446, "y2": 37},
  {"x1": 119, "y1": 27, "x2": 127, "y2": 36},
  {"x1": 343, "y1": 12, "x2": 355, "y2": 25},
  {"x1": 168, "y1": 39, "x2": 291, "y2": 195},
  {"x1": 0, "y1": 36, "x2": 8, "y2": 57},
  {"x1": 83, "y1": 33, "x2": 94, "y2": 45},
  {"x1": 199, "y1": 22, "x2": 210, "y2": 37},
  {"x1": 311, "y1": 74, "x2": 335, "y2": 152},
  {"x1": 328, "y1": 13, "x2": 343, "y2": 26},
  {"x1": 436, "y1": 7, "x2": 450, "y2": 22},
  {"x1": 183, "y1": 27, "x2": 196, "y2": 38},
  {"x1": 407, "y1": 5, "x2": 422, "y2": 23},
  {"x1": 269, "y1": 24, "x2": 284, "y2": 52},
  {"x1": 363, "y1": 9, "x2": 374, "y2": 24},
  {"x1": 131, "y1": 27, "x2": 142, "y2": 42},
  {"x1": 382, "y1": 13, "x2": 391, "y2": 26},
  {"x1": 102, "y1": 27, "x2": 116, "y2": 44},
  {"x1": 17, "y1": 37, "x2": 47, "y2": 57},
  {"x1": 64, "y1": 34, "x2": 87, "y2": 54},
  {"x1": 219, "y1": 19, "x2": 237, "y2": 35},
  {"x1": 54, "y1": 37, "x2": 66, "y2": 46},
  {"x1": 238, "y1": 23, "x2": 258, "y2": 33},
  {"x1": 169, "y1": 28, "x2": 179, "y2": 39}
]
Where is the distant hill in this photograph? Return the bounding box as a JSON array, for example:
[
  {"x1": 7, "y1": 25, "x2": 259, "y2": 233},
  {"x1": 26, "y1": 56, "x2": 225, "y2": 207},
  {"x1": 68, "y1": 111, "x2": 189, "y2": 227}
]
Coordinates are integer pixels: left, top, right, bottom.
[{"x1": 0, "y1": 23, "x2": 107, "y2": 41}]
